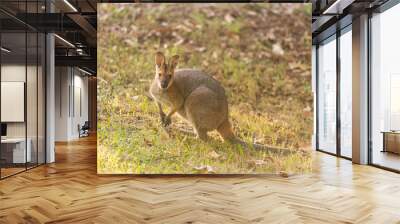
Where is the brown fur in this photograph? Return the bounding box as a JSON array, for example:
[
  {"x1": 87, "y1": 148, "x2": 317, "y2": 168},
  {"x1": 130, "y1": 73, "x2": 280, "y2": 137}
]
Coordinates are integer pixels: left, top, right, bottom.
[{"x1": 150, "y1": 52, "x2": 234, "y2": 142}]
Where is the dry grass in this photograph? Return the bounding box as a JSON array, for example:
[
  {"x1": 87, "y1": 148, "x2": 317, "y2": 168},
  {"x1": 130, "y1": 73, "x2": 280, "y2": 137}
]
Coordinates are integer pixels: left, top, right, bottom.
[{"x1": 97, "y1": 3, "x2": 313, "y2": 174}]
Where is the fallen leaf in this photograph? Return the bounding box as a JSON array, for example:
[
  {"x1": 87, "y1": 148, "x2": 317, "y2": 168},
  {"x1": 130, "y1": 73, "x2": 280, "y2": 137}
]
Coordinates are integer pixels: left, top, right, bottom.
[
  {"x1": 248, "y1": 159, "x2": 267, "y2": 166},
  {"x1": 254, "y1": 160, "x2": 267, "y2": 165},
  {"x1": 279, "y1": 171, "x2": 289, "y2": 178},
  {"x1": 174, "y1": 38, "x2": 184, "y2": 46},
  {"x1": 272, "y1": 43, "x2": 284, "y2": 56},
  {"x1": 303, "y1": 106, "x2": 311, "y2": 112},
  {"x1": 196, "y1": 47, "x2": 206, "y2": 52},
  {"x1": 124, "y1": 39, "x2": 136, "y2": 47},
  {"x1": 212, "y1": 51, "x2": 218, "y2": 59},
  {"x1": 208, "y1": 150, "x2": 220, "y2": 159},
  {"x1": 176, "y1": 24, "x2": 191, "y2": 32},
  {"x1": 246, "y1": 10, "x2": 257, "y2": 16},
  {"x1": 206, "y1": 165, "x2": 215, "y2": 174},
  {"x1": 266, "y1": 31, "x2": 276, "y2": 41},
  {"x1": 194, "y1": 165, "x2": 207, "y2": 171},
  {"x1": 300, "y1": 71, "x2": 311, "y2": 77},
  {"x1": 224, "y1": 14, "x2": 234, "y2": 23},
  {"x1": 193, "y1": 165, "x2": 216, "y2": 174}
]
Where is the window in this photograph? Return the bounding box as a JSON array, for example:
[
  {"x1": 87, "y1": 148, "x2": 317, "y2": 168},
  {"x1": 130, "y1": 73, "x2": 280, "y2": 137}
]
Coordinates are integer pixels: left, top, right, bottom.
[
  {"x1": 317, "y1": 35, "x2": 337, "y2": 154},
  {"x1": 339, "y1": 26, "x2": 352, "y2": 158},
  {"x1": 0, "y1": 1, "x2": 47, "y2": 179},
  {"x1": 370, "y1": 3, "x2": 400, "y2": 171}
]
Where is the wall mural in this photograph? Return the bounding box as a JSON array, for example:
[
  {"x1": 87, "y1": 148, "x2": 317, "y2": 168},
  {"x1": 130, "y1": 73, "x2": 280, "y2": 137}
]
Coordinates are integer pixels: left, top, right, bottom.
[{"x1": 97, "y1": 3, "x2": 313, "y2": 174}]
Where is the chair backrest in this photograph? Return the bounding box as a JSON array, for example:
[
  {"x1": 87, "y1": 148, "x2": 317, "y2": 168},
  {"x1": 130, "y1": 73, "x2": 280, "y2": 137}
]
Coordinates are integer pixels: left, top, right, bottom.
[{"x1": 82, "y1": 121, "x2": 90, "y2": 129}]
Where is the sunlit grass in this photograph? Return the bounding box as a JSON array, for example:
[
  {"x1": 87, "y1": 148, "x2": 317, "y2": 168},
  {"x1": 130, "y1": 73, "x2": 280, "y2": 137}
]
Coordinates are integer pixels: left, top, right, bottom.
[{"x1": 97, "y1": 3, "x2": 313, "y2": 174}]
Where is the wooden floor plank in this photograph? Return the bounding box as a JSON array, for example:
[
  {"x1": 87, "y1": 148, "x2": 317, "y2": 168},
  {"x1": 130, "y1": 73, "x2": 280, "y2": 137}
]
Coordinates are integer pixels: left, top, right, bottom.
[{"x1": 0, "y1": 135, "x2": 400, "y2": 223}]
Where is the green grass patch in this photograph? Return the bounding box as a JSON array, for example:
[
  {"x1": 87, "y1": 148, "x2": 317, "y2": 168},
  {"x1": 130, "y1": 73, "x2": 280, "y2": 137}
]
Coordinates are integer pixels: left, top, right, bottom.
[{"x1": 97, "y1": 3, "x2": 313, "y2": 174}]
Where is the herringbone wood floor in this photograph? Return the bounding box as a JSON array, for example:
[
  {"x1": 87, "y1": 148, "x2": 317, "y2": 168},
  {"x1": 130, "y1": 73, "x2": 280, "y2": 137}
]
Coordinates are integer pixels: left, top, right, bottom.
[{"x1": 1, "y1": 135, "x2": 400, "y2": 224}]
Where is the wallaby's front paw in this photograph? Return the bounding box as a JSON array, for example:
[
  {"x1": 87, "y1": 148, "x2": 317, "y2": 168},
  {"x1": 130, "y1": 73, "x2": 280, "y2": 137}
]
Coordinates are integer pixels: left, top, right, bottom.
[
  {"x1": 160, "y1": 113, "x2": 166, "y2": 124},
  {"x1": 162, "y1": 116, "x2": 171, "y2": 127}
]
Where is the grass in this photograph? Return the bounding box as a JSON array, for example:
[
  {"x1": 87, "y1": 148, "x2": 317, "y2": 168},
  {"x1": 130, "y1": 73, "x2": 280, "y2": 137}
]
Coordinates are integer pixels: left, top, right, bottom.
[{"x1": 97, "y1": 3, "x2": 313, "y2": 174}]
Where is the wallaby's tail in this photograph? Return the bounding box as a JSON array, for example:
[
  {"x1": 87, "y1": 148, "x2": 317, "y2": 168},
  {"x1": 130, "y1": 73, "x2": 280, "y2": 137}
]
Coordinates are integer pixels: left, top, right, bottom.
[
  {"x1": 233, "y1": 138, "x2": 298, "y2": 156},
  {"x1": 217, "y1": 119, "x2": 308, "y2": 156}
]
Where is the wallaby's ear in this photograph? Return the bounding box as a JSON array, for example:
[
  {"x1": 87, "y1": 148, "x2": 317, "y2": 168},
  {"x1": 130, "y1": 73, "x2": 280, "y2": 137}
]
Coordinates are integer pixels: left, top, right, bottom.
[
  {"x1": 155, "y1": 52, "x2": 165, "y2": 68},
  {"x1": 170, "y1": 55, "x2": 179, "y2": 69}
]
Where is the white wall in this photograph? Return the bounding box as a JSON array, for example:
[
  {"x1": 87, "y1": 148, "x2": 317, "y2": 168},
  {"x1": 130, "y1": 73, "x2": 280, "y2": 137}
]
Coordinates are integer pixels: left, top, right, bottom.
[
  {"x1": 55, "y1": 67, "x2": 89, "y2": 141},
  {"x1": 1, "y1": 82, "x2": 25, "y2": 122},
  {"x1": 1, "y1": 65, "x2": 26, "y2": 139},
  {"x1": 72, "y1": 73, "x2": 89, "y2": 138},
  {"x1": 55, "y1": 67, "x2": 70, "y2": 141},
  {"x1": 1, "y1": 65, "x2": 25, "y2": 81},
  {"x1": 1, "y1": 63, "x2": 46, "y2": 164},
  {"x1": 1, "y1": 65, "x2": 38, "y2": 138}
]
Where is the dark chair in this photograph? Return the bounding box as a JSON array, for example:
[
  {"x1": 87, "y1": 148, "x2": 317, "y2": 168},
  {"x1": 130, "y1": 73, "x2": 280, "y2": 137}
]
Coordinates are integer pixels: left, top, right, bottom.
[{"x1": 79, "y1": 121, "x2": 90, "y2": 138}]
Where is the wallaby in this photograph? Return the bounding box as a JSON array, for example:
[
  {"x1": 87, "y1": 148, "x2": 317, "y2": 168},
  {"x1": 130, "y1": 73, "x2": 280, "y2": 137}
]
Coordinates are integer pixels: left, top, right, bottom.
[
  {"x1": 149, "y1": 52, "x2": 234, "y2": 142},
  {"x1": 149, "y1": 52, "x2": 304, "y2": 155}
]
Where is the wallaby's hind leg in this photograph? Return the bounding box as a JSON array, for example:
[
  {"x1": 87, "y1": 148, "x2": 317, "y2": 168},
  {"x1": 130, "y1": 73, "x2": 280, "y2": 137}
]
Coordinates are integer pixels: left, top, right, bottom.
[
  {"x1": 184, "y1": 86, "x2": 227, "y2": 132},
  {"x1": 217, "y1": 119, "x2": 236, "y2": 142},
  {"x1": 194, "y1": 127, "x2": 209, "y2": 141}
]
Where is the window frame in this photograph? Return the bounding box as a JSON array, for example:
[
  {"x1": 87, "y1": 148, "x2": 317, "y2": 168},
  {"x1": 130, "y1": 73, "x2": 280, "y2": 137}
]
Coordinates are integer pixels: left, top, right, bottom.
[
  {"x1": 314, "y1": 22, "x2": 353, "y2": 160},
  {"x1": 0, "y1": 1, "x2": 48, "y2": 180}
]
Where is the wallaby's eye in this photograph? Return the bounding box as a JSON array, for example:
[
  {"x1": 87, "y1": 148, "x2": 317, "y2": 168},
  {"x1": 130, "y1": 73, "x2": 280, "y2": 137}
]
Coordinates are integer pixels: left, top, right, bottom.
[{"x1": 158, "y1": 73, "x2": 162, "y2": 77}]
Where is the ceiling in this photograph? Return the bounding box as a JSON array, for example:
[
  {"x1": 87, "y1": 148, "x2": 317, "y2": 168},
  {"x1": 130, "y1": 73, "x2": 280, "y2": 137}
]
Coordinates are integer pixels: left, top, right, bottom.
[
  {"x1": 1, "y1": 0, "x2": 396, "y2": 73},
  {"x1": 0, "y1": 0, "x2": 97, "y2": 74},
  {"x1": 312, "y1": 0, "x2": 391, "y2": 43}
]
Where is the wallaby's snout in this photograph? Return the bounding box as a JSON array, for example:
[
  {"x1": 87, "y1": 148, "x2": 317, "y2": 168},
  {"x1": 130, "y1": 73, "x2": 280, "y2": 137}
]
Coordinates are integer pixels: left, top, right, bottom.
[
  {"x1": 155, "y1": 52, "x2": 179, "y2": 90},
  {"x1": 160, "y1": 76, "x2": 171, "y2": 89},
  {"x1": 160, "y1": 80, "x2": 169, "y2": 89}
]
